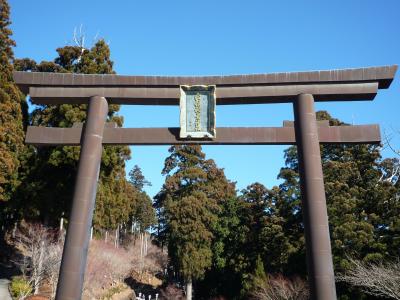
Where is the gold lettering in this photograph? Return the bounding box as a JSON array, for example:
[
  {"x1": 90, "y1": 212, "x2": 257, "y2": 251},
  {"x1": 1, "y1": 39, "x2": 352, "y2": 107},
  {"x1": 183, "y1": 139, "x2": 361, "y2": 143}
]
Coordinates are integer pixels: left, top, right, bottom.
[{"x1": 194, "y1": 92, "x2": 201, "y2": 131}]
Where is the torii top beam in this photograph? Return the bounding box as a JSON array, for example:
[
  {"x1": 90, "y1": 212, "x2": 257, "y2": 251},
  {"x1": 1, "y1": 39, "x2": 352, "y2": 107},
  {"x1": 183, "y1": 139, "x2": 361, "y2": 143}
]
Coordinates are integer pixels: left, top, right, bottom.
[{"x1": 13, "y1": 65, "x2": 397, "y2": 105}]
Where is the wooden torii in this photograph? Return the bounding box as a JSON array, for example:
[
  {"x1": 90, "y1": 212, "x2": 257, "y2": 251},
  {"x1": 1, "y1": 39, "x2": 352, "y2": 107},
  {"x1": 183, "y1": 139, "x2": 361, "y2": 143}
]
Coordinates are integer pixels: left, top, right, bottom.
[{"x1": 13, "y1": 65, "x2": 397, "y2": 300}]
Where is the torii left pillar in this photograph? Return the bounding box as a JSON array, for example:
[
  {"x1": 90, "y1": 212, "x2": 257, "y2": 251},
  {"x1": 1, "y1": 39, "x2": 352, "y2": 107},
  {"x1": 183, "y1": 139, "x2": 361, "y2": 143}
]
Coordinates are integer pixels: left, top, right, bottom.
[{"x1": 55, "y1": 96, "x2": 108, "y2": 300}]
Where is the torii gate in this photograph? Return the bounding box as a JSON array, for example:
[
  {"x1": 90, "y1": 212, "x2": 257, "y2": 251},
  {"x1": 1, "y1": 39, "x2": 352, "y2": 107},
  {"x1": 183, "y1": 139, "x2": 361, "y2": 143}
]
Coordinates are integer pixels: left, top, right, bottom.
[{"x1": 13, "y1": 65, "x2": 397, "y2": 300}]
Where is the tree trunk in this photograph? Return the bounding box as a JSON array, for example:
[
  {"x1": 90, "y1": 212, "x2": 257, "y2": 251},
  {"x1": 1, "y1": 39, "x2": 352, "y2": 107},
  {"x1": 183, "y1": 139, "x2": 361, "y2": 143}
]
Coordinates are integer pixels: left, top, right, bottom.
[
  {"x1": 115, "y1": 227, "x2": 118, "y2": 248},
  {"x1": 140, "y1": 233, "x2": 144, "y2": 272},
  {"x1": 34, "y1": 240, "x2": 45, "y2": 294},
  {"x1": 186, "y1": 278, "x2": 192, "y2": 300},
  {"x1": 12, "y1": 222, "x2": 17, "y2": 238}
]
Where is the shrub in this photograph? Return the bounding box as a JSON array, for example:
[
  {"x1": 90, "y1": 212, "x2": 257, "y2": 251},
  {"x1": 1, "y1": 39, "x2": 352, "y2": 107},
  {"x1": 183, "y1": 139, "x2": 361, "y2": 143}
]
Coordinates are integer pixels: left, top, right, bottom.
[
  {"x1": 251, "y1": 274, "x2": 309, "y2": 300},
  {"x1": 159, "y1": 284, "x2": 185, "y2": 299},
  {"x1": 10, "y1": 276, "x2": 32, "y2": 300},
  {"x1": 337, "y1": 258, "x2": 400, "y2": 300},
  {"x1": 12, "y1": 222, "x2": 63, "y2": 298}
]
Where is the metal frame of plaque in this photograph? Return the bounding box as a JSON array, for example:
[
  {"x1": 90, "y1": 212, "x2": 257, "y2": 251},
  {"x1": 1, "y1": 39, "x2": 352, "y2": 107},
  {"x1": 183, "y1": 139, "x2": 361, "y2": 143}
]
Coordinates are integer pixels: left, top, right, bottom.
[{"x1": 179, "y1": 85, "x2": 216, "y2": 139}]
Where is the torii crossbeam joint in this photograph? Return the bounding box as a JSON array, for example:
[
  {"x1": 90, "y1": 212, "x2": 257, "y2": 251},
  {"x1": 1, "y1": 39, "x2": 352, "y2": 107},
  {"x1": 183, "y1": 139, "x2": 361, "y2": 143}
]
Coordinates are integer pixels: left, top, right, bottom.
[{"x1": 13, "y1": 65, "x2": 397, "y2": 300}]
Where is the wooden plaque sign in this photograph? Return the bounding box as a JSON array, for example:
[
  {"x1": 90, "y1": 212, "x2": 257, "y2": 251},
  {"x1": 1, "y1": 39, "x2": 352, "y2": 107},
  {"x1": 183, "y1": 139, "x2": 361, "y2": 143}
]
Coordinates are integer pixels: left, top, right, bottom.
[{"x1": 179, "y1": 85, "x2": 216, "y2": 139}]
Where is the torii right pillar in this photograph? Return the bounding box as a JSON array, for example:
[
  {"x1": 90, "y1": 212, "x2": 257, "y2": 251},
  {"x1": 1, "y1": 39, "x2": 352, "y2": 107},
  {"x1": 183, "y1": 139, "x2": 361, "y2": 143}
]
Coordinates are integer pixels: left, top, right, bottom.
[{"x1": 294, "y1": 93, "x2": 337, "y2": 300}]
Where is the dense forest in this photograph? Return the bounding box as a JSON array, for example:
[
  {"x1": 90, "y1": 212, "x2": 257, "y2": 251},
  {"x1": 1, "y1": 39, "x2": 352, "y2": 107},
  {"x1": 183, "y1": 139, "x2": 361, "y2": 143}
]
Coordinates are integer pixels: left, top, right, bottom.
[{"x1": 1, "y1": 0, "x2": 399, "y2": 299}]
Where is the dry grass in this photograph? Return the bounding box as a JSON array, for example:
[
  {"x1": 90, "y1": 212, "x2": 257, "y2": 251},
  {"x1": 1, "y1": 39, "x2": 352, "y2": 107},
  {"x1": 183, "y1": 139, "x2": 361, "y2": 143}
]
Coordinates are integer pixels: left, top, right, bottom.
[
  {"x1": 10, "y1": 223, "x2": 167, "y2": 299},
  {"x1": 83, "y1": 235, "x2": 167, "y2": 298},
  {"x1": 126, "y1": 237, "x2": 168, "y2": 285},
  {"x1": 83, "y1": 239, "x2": 133, "y2": 299}
]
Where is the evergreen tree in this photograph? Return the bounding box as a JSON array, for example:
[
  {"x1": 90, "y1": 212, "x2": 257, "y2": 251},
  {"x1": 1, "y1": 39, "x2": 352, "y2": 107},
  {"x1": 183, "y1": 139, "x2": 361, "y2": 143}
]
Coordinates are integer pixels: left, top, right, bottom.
[
  {"x1": 13, "y1": 40, "x2": 134, "y2": 229},
  {"x1": 126, "y1": 165, "x2": 155, "y2": 232},
  {"x1": 276, "y1": 111, "x2": 400, "y2": 298},
  {"x1": 129, "y1": 164, "x2": 151, "y2": 191},
  {"x1": 155, "y1": 145, "x2": 235, "y2": 299},
  {"x1": 209, "y1": 183, "x2": 292, "y2": 297},
  {"x1": 196, "y1": 195, "x2": 244, "y2": 298},
  {"x1": 0, "y1": 0, "x2": 26, "y2": 206},
  {"x1": 376, "y1": 157, "x2": 400, "y2": 258},
  {"x1": 133, "y1": 190, "x2": 156, "y2": 232},
  {"x1": 252, "y1": 254, "x2": 267, "y2": 288}
]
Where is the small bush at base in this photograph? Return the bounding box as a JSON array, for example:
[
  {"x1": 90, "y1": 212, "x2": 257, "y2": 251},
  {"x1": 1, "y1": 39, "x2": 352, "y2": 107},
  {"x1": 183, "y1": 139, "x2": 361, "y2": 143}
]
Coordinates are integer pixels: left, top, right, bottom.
[
  {"x1": 10, "y1": 276, "x2": 32, "y2": 300},
  {"x1": 101, "y1": 283, "x2": 126, "y2": 300},
  {"x1": 251, "y1": 274, "x2": 309, "y2": 300},
  {"x1": 159, "y1": 284, "x2": 185, "y2": 300}
]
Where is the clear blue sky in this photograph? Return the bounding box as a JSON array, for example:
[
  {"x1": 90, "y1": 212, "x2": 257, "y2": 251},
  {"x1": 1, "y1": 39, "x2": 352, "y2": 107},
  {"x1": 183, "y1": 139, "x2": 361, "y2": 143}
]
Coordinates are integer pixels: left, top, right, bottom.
[{"x1": 10, "y1": 0, "x2": 400, "y2": 197}]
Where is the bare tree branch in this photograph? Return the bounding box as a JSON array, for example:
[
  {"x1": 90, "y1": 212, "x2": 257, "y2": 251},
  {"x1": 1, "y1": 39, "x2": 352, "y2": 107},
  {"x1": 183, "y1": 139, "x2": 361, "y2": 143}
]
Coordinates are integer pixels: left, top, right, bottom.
[
  {"x1": 12, "y1": 224, "x2": 63, "y2": 296},
  {"x1": 251, "y1": 275, "x2": 309, "y2": 300},
  {"x1": 337, "y1": 258, "x2": 400, "y2": 300},
  {"x1": 383, "y1": 128, "x2": 400, "y2": 158},
  {"x1": 72, "y1": 24, "x2": 87, "y2": 62}
]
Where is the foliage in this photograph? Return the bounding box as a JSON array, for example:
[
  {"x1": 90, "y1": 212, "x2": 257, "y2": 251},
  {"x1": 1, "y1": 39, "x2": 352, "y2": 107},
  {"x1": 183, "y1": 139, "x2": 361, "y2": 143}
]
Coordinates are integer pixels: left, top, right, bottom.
[
  {"x1": 10, "y1": 276, "x2": 32, "y2": 300},
  {"x1": 133, "y1": 190, "x2": 157, "y2": 232},
  {"x1": 199, "y1": 183, "x2": 293, "y2": 298},
  {"x1": 13, "y1": 38, "x2": 133, "y2": 228},
  {"x1": 128, "y1": 165, "x2": 156, "y2": 231},
  {"x1": 0, "y1": 0, "x2": 27, "y2": 206},
  {"x1": 129, "y1": 164, "x2": 152, "y2": 191},
  {"x1": 282, "y1": 112, "x2": 398, "y2": 265},
  {"x1": 195, "y1": 111, "x2": 400, "y2": 299},
  {"x1": 241, "y1": 183, "x2": 293, "y2": 278},
  {"x1": 252, "y1": 255, "x2": 267, "y2": 289},
  {"x1": 12, "y1": 39, "x2": 155, "y2": 231},
  {"x1": 155, "y1": 144, "x2": 236, "y2": 294},
  {"x1": 100, "y1": 284, "x2": 126, "y2": 300},
  {"x1": 271, "y1": 111, "x2": 400, "y2": 298}
]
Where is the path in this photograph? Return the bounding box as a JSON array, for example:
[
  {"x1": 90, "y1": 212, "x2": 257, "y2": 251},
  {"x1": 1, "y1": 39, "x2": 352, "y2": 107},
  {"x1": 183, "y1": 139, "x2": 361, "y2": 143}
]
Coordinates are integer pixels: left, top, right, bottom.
[{"x1": 0, "y1": 279, "x2": 12, "y2": 300}]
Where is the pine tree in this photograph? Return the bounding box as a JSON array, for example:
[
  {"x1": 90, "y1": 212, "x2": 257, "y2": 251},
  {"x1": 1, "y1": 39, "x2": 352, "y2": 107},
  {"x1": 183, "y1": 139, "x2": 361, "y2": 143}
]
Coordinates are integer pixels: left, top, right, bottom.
[{"x1": 0, "y1": 0, "x2": 26, "y2": 206}]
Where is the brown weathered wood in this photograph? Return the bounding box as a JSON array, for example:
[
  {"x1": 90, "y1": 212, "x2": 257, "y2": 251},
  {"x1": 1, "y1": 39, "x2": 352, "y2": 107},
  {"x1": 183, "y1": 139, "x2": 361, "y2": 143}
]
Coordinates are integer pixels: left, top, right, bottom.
[
  {"x1": 284, "y1": 120, "x2": 330, "y2": 127},
  {"x1": 25, "y1": 124, "x2": 380, "y2": 146},
  {"x1": 294, "y1": 93, "x2": 336, "y2": 299},
  {"x1": 13, "y1": 65, "x2": 397, "y2": 92},
  {"x1": 28, "y1": 82, "x2": 379, "y2": 105}
]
